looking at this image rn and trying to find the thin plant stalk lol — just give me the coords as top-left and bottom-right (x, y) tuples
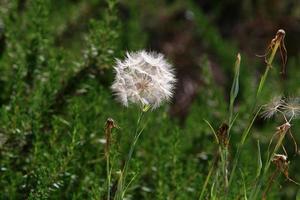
(265, 133), (285, 171)
(256, 30), (283, 99)
(262, 170), (278, 200)
(122, 110), (145, 181)
(104, 118), (115, 200)
(199, 152), (219, 200)
(115, 107), (147, 200)
(221, 148), (229, 188)
(106, 157), (111, 200)
(228, 106), (262, 187)
(203, 120), (229, 196)
(228, 30), (285, 189)
(250, 130), (287, 199)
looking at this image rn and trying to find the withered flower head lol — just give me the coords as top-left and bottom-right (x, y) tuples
(272, 154), (300, 185)
(216, 123), (229, 147)
(259, 29), (287, 73)
(272, 154), (287, 163)
(276, 122), (291, 135)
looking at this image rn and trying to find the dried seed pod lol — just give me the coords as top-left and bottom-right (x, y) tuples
(104, 118), (117, 157)
(217, 123), (229, 147)
(272, 154), (299, 185)
(257, 29), (287, 73)
(275, 122), (291, 135)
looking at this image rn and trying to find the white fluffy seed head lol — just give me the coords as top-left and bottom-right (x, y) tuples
(282, 97), (300, 119)
(261, 96), (284, 119)
(111, 50), (176, 110)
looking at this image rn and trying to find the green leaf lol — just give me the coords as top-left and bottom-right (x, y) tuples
(203, 119), (219, 144)
(256, 140), (262, 179)
(229, 53), (241, 124)
(240, 169), (248, 200)
(296, 189), (300, 200)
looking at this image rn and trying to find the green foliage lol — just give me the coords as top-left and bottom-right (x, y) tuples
(0, 0), (300, 200)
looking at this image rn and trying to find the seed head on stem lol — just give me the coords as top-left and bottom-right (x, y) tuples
(261, 96), (285, 119)
(104, 118), (117, 158)
(258, 29), (287, 72)
(282, 97), (300, 121)
(111, 50), (176, 110)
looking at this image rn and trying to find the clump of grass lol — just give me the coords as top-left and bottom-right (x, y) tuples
(229, 29), (288, 188)
(199, 29), (298, 199)
(250, 97), (300, 199)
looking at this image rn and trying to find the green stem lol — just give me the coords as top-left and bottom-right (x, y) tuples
(228, 107), (262, 188)
(115, 110), (145, 200)
(223, 148), (229, 189)
(105, 123), (112, 200)
(199, 154), (218, 200)
(265, 134), (285, 172)
(256, 66), (270, 99)
(219, 146), (229, 191)
(106, 154), (111, 200)
(250, 133), (285, 199)
(268, 41), (281, 67)
(256, 40), (280, 99)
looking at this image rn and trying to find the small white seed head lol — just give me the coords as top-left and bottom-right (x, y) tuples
(282, 97), (300, 119)
(261, 96), (285, 119)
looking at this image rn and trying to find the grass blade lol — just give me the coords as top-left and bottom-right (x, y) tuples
(229, 53), (241, 124)
(256, 140), (262, 179)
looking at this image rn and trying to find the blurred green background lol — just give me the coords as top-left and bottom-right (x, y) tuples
(0, 0), (300, 199)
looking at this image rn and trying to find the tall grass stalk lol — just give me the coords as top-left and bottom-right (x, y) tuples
(228, 107), (262, 188)
(228, 30), (285, 189)
(106, 154), (111, 200)
(200, 120), (219, 199)
(256, 40), (279, 99)
(199, 155), (218, 200)
(221, 148), (229, 189)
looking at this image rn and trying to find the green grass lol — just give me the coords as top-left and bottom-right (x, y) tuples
(1, 0), (300, 199)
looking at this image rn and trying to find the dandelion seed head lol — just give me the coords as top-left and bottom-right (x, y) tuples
(111, 50), (176, 109)
(282, 97), (300, 119)
(261, 96), (284, 119)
